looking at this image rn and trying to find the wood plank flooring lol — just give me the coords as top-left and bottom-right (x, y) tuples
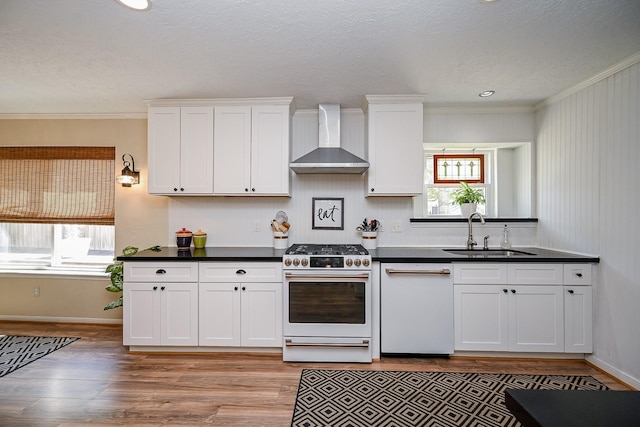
(0, 321), (630, 426)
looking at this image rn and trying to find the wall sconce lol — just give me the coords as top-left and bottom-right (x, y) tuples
(116, 154), (140, 187)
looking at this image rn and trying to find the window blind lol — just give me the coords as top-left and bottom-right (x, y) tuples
(0, 147), (115, 225)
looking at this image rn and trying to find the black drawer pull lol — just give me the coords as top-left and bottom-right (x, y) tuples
(153, 286), (158, 291)
(503, 289), (508, 293)
(568, 289), (574, 294)
(234, 286), (238, 291)
(576, 273), (583, 278)
(511, 289), (516, 294)
(236, 269), (247, 275)
(156, 269), (166, 275)
(161, 286), (166, 291)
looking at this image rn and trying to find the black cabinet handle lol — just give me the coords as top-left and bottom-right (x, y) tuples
(511, 289), (516, 294)
(242, 286), (246, 291)
(156, 269), (166, 274)
(251, 188), (255, 192)
(503, 289), (508, 293)
(568, 289), (574, 294)
(370, 188), (375, 192)
(173, 188), (178, 192)
(161, 286), (165, 291)
(576, 273), (583, 278)
(180, 188), (184, 192)
(245, 188), (249, 192)
(153, 286), (158, 291)
(234, 286), (238, 291)
(236, 269), (247, 275)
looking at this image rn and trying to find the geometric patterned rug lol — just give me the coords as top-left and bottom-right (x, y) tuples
(0, 335), (79, 378)
(291, 369), (609, 427)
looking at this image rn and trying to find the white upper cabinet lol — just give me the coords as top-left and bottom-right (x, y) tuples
(365, 95), (425, 196)
(147, 106), (214, 195)
(214, 103), (291, 196)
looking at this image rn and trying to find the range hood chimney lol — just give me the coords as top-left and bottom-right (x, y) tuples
(290, 104), (369, 174)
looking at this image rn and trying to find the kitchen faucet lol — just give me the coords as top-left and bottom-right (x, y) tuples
(466, 212), (486, 249)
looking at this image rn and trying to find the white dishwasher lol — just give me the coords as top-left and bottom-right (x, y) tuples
(381, 263), (454, 355)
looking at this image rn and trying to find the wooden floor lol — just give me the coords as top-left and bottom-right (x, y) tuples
(0, 321), (630, 426)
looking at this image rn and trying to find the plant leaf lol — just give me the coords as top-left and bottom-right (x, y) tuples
(103, 296), (123, 311)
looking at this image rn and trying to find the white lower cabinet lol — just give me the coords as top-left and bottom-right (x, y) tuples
(123, 262), (199, 346)
(454, 263), (592, 354)
(198, 263), (282, 347)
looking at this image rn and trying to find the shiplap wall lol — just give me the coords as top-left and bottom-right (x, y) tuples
(168, 108), (537, 248)
(536, 61), (640, 388)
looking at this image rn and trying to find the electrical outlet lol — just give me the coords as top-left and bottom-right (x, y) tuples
(253, 221), (261, 232)
(391, 220), (402, 232)
(33, 286), (40, 297)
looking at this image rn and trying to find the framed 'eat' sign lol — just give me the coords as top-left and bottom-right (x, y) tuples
(312, 198), (344, 230)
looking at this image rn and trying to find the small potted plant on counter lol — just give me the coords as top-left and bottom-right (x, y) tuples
(357, 218), (381, 250)
(103, 245), (160, 310)
(451, 181), (486, 217)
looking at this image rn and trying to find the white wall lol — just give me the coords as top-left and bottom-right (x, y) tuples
(167, 109), (538, 249)
(536, 61), (640, 388)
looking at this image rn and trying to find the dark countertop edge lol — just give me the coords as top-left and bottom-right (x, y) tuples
(410, 217), (539, 223)
(117, 246), (598, 264)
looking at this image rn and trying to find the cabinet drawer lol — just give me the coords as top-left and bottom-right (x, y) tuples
(564, 264), (592, 285)
(199, 262), (283, 282)
(124, 262), (198, 282)
(453, 263), (507, 284)
(508, 264), (563, 285)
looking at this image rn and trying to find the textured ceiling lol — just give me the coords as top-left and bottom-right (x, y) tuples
(1, 0), (640, 114)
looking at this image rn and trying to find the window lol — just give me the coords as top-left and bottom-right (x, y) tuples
(413, 142), (533, 218)
(423, 152), (490, 216)
(0, 223), (114, 272)
(0, 147), (115, 273)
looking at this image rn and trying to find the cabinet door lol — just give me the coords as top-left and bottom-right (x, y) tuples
(251, 105), (290, 195)
(161, 283), (199, 346)
(241, 283), (282, 347)
(179, 107), (214, 194)
(454, 285), (509, 351)
(213, 106), (252, 194)
(564, 286), (593, 353)
(366, 102), (423, 196)
(199, 283), (241, 346)
(508, 286), (564, 352)
(148, 107), (181, 194)
(123, 282), (161, 345)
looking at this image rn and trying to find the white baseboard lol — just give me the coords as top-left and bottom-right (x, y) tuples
(586, 355), (640, 390)
(0, 315), (122, 325)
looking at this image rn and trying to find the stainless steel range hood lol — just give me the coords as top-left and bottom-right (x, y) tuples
(290, 104), (369, 174)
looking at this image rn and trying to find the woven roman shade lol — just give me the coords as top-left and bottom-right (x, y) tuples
(0, 147), (115, 225)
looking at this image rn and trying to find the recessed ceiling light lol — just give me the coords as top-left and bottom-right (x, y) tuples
(115, 0), (151, 11)
(479, 90), (495, 98)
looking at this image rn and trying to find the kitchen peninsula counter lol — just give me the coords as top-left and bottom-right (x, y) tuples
(118, 246), (599, 263)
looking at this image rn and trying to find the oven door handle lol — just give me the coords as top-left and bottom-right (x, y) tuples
(385, 268), (451, 275)
(284, 272), (370, 280)
(285, 339), (370, 348)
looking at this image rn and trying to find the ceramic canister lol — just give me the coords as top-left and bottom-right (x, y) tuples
(176, 227), (193, 249)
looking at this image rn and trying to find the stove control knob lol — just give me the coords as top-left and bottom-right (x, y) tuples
(354, 258), (362, 267)
(301, 258), (308, 267)
(293, 258), (300, 266)
(345, 258), (353, 267)
(363, 259), (370, 267)
(284, 258), (292, 267)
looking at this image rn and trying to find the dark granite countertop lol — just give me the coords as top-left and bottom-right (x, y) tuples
(118, 246), (599, 263)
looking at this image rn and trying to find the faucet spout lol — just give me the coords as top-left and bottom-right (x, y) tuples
(466, 212), (486, 249)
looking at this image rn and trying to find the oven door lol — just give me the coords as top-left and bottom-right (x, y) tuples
(283, 270), (371, 338)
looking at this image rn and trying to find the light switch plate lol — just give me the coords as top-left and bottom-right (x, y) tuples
(391, 220), (402, 232)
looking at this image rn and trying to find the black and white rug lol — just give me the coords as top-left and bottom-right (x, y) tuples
(0, 335), (79, 378)
(291, 369), (609, 427)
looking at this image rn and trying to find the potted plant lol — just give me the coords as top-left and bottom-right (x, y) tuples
(356, 218), (381, 250)
(103, 245), (160, 310)
(451, 181), (486, 217)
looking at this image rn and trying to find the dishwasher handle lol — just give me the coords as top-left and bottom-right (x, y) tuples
(385, 268), (451, 275)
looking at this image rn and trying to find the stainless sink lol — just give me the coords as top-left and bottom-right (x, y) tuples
(443, 248), (537, 257)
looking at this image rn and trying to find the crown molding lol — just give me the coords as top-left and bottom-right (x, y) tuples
(535, 50), (640, 110)
(424, 105), (534, 115)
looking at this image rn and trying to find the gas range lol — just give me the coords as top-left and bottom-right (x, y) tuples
(283, 243), (371, 270)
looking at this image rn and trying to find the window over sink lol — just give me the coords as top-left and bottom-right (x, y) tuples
(413, 142), (533, 218)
